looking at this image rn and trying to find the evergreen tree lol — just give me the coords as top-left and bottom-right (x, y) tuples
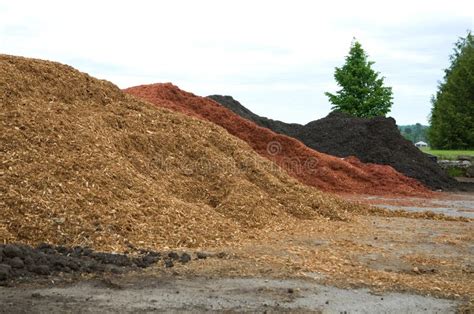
(429, 31), (474, 149)
(325, 40), (393, 118)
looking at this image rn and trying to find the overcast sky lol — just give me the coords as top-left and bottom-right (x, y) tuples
(1, 0), (473, 125)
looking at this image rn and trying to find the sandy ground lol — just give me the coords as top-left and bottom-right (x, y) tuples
(0, 192), (472, 313)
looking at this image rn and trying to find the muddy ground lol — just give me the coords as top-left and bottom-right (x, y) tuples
(0, 192), (472, 313)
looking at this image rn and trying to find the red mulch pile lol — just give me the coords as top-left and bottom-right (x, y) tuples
(124, 83), (432, 197)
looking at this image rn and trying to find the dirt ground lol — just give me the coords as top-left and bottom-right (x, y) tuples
(0, 276), (461, 313)
(1, 192), (472, 313)
(346, 192), (474, 218)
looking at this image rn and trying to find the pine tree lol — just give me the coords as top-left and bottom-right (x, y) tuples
(428, 31), (474, 149)
(325, 40), (393, 118)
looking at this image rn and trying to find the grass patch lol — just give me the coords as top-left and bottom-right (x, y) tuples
(446, 167), (465, 177)
(420, 148), (474, 160)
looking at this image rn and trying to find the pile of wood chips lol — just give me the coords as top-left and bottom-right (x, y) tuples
(0, 54), (361, 252)
(0, 55), (460, 254)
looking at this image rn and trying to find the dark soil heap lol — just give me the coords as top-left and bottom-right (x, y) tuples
(0, 243), (200, 283)
(208, 95), (458, 191)
(1, 54), (368, 252)
(125, 84), (430, 197)
(0, 243), (159, 282)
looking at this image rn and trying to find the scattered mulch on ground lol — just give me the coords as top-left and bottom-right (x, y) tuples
(208, 95), (461, 191)
(1, 54), (376, 253)
(0, 243), (199, 284)
(125, 84), (431, 197)
(173, 212), (474, 299)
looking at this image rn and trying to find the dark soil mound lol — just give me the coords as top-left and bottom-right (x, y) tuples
(208, 95), (458, 191)
(0, 243), (197, 284)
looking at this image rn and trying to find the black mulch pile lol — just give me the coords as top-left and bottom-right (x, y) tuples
(208, 95), (468, 191)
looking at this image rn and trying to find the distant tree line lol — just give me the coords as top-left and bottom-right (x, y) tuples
(398, 124), (429, 144)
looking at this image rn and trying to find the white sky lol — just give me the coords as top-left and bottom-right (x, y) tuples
(1, 0), (473, 125)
